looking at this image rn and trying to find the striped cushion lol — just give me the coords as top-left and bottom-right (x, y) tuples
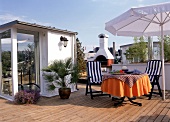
(145, 60), (162, 82)
(87, 61), (102, 83)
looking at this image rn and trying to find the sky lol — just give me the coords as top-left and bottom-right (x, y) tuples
(0, 0), (169, 52)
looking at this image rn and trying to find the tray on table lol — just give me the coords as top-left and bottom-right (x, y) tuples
(110, 73), (126, 75)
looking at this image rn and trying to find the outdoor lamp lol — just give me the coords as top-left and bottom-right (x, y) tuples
(60, 36), (68, 47)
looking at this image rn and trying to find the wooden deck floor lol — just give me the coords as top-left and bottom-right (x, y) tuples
(0, 83), (170, 122)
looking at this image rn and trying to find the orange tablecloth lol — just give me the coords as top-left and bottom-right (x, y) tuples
(101, 74), (151, 98)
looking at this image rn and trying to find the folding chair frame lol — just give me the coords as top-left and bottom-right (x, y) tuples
(85, 61), (110, 99)
(145, 60), (162, 100)
(148, 75), (162, 100)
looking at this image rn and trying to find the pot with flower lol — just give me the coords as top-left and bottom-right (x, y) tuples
(42, 57), (80, 99)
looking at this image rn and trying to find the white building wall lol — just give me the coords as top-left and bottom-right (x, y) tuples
(39, 31), (48, 96)
(85, 52), (96, 61)
(153, 43), (160, 60)
(40, 31), (76, 97)
(121, 46), (129, 64)
(47, 31), (72, 64)
(0, 22), (77, 99)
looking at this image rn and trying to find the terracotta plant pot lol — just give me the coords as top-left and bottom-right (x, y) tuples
(59, 88), (71, 99)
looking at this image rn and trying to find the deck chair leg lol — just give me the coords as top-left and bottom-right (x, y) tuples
(149, 82), (155, 100)
(156, 78), (162, 97)
(85, 81), (89, 95)
(89, 83), (93, 99)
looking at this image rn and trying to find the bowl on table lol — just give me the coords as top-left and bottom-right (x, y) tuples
(125, 71), (134, 74)
(122, 69), (128, 73)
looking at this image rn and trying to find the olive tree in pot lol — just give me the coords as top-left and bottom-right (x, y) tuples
(42, 57), (80, 99)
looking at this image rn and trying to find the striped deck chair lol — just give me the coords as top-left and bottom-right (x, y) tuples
(145, 60), (162, 100)
(85, 61), (110, 99)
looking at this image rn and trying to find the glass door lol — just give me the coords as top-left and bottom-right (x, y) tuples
(17, 32), (40, 91)
(0, 29), (12, 96)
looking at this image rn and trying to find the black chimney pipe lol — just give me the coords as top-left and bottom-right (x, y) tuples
(112, 42), (116, 57)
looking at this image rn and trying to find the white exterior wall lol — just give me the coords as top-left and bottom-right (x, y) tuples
(85, 52), (96, 61)
(0, 23), (77, 99)
(47, 31), (73, 63)
(121, 46), (129, 64)
(40, 31), (77, 97)
(39, 31), (48, 97)
(153, 43), (160, 60)
(112, 63), (170, 90)
(11, 28), (18, 100)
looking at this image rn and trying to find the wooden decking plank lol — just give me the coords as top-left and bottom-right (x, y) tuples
(0, 84), (170, 122)
(100, 101), (135, 121)
(162, 110), (170, 122)
(146, 101), (167, 121)
(110, 102), (140, 121)
(154, 100), (170, 122)
(120, 97), (149, 122)
(137, 92), (169, 122)
(70, 91), (114, 121)
(161, 100), (170, 121)
(148, 97), (168, 122)
(33, 105), (78, 120)
(52, 97), (111, 121)
(146, 92), (170, 122)
(128, 98), (160, 122)
(137, 100), (162, 122)
(82, 104), (115, 121)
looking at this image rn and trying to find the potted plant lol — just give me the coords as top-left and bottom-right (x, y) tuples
(42, 57), (80, 99)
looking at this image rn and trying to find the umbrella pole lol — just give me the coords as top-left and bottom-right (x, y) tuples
(161, 22), (165, 100)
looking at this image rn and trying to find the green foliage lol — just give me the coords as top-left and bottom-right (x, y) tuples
(164, 36), (170, 61)
(71, 64), (80, 84)
(43, 74), (54, 83)
(159, 35), (170, 62)
(76, 38), (86, 73)
(125, 36), (147, 63)
(48, 84), (56, 91)
(147, 36), (153, 60)
(42, 57), (80, 90)
(124, 46), (138, 62)
(1, 41), (35, 78)
(2, 51), (11, 74)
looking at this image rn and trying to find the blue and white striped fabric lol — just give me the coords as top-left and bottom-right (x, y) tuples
(145, 60), (162, 82)
(87, 61), (102, 83)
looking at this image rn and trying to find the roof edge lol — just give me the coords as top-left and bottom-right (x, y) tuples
(0, 20), (78, 35)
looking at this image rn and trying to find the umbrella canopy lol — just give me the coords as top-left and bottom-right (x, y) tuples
(105, 2), (170, 100)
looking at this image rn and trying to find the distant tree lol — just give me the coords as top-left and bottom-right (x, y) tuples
(164, 36), (170, 62)
(76, 38), (86, 74)
(159, 35), (170, 62)
(125, 36), (147, 63)
(124, 46), (138, 63)
(2, 51), (11, 75)
(135, 36), (147, 62)
(147, 36), (153, 60)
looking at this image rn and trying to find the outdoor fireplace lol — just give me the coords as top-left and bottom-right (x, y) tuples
(93, 34), (114, 67)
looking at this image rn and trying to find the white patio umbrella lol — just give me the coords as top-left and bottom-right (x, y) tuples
(105, 2), (170, 100)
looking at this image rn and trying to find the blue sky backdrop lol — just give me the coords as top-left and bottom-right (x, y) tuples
(0, 0), (169, 52)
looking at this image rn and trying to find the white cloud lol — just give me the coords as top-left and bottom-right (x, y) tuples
(91, 0), (129, 6)
(136, 0), (144, 2)
(27, 19), (51, 26)
(0, 14), (50, 26)
(91, 0), (104, 2)
(0, 14), (25, 24)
